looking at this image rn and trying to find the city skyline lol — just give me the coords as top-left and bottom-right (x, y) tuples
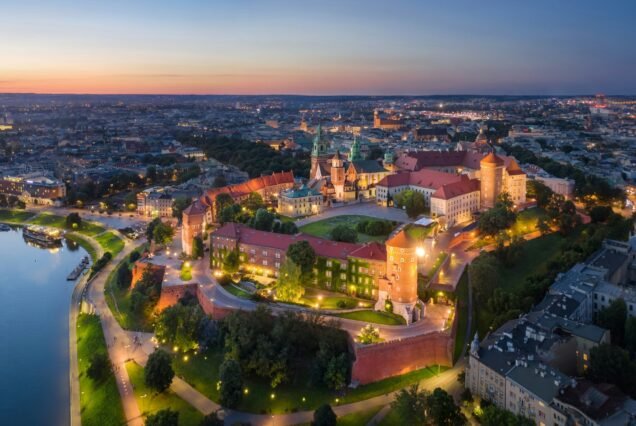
(2, 0), (636, 96)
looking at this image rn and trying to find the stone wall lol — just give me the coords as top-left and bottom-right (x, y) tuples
(351, 330), (454, 384)
(155, 282), (236, 320)
(131, 260), (166, 289)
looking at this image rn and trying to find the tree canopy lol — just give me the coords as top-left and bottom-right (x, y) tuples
(144, 349), (175, 393)
(287, 240), (316, 276)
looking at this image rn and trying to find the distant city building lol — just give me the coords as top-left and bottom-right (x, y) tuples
(524, 164), (575, 199)
(0, 174), (66, 206)
(373, 110), (404, 130)
(136, 188), (174, 218)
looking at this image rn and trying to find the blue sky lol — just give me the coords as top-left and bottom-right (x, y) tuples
(1, 0), (634, 94)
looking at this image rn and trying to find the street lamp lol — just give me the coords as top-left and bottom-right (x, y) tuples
(416, 246), (425, 257)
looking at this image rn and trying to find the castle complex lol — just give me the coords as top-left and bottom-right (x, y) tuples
(210, 223), (423, 323)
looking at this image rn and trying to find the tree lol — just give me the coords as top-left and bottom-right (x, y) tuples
(220, 204), (241, 224)
(286, 240), (316, 276)
(357, 324), (381, 344)
(275, 259), (305, 302)
(172, 196), (191, 223)
(536, 216), (551, 235)
(191, 236), (204, 259)
(153, 221), (175, 246)
(588, 344), (636, 395)
(116, 262), (132, 289)
(145, 349), (175, 393)
(596, 299), (627, 346)
(479, 405), (534, 426)
(527, 180), (553, 208)
(145, 409), (179, 426)
(66, 212), (82, 229)
(219, 359), (243, 408)
(241, 192), (265, 213)
(155, 303), (206, 352)
(478, 193), (516, 236)
(87, 353), (111, 382)
(222, 249), (240, 274)
(323, 353), (348, 390)
(394, 189), (427, 218)
(390, 384), (428, 425)
(215, 193), (234, 222)
(469, 254), (499, 303)
(312, 404), (336, 426)
(253, 208), (275, 231)
(330, 224), (357, 243)
(426, 387), (465, 425)
(626, 316), (636, 358)
(590, 205), (613, 223)
(146, 217), (161, 241)
(279, 221), (298, 235)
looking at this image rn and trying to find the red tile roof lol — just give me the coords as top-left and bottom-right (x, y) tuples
(386, 230), (414, 249)
(349, 242), (387, 262)
(212, 223), (362, 261)
(394, 150), (524, 176)
(481, 152), (504, 165)
(201, 171), (294, 207)
(377, 168), (463, 190)
(432, 178), (481, 200)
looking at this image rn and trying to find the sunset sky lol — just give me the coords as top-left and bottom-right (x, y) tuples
(2, 0), (635, 95)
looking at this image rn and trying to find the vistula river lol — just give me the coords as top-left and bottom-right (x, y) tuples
(0, 226), (88, 425)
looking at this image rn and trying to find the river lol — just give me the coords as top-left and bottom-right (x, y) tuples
(0, 226), (87, 426)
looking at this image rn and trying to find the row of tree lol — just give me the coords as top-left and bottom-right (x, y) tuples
(216, 192), (298, 234)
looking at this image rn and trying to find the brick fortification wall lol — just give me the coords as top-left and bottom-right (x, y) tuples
(155, 283), (236, 320)
(351, 331), (454, 384)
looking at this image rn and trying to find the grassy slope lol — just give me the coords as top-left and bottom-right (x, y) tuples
(94, 231), (125, 256)
(0, 209), (37, 222)
(66, 233), (98, 262)
(126, 361), (203, 426)
(337, 406), (383, 425)
(77, 314), (125, 426)
(104, 244), (153, 331)
(333, 310), (406, 326)
(299, 215), (394, 243)
(172, 348), (442, 414)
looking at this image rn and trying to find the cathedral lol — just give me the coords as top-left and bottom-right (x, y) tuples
(308, 125), (393, 202)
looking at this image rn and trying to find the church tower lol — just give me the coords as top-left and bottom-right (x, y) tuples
(383, 151), (395, 171)
(330, 151), (345, 200)
(349, 135), (362, 162)
(310, 125), (328, 180)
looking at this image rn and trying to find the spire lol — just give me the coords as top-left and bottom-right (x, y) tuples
(349, 135), (362, 161)
(311, 124), (322, 158)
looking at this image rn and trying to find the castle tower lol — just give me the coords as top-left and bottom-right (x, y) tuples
(181, 200), (207, 255)
(376, 230), (420, 324)
(310, 124), (328, 180)
(349, 135), (362, 162)
(479, 153), (504, 209)
(373, 110), (380, 128)
(330, 151), (345, 201)
(383, 151), (395, 171)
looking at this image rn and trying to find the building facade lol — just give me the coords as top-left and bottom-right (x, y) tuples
(210, 223), (422, 323)
(136, 188), (174, 218)
(276, 186), (323, 218)
(0, 174), (66, 206)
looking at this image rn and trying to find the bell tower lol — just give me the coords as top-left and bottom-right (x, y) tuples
(310, 124), (328, 180)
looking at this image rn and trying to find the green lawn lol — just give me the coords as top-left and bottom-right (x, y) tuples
(300, 215), (395, 243)
(77, 314), (126, 426)
(336, 406), (383, 425)
(221, 282), (253, 299)
(78, 221), (107, 237)
(0, 209), (36, 223)
(404, 223), (435, 240)
(453, 271), (472, 363)
(28, 212), (67, 228)
(299, 287), (374, 310)
(172, 347), (444, 414)
(125, 361), (203, 426)
(510, 207), (548, 237)
(180, 263), (193, 281)
(378, 406), (400, 425)
(94, 231), (125, 256)
(66, 233), (99, 262)
(332, 310), (406, 326)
